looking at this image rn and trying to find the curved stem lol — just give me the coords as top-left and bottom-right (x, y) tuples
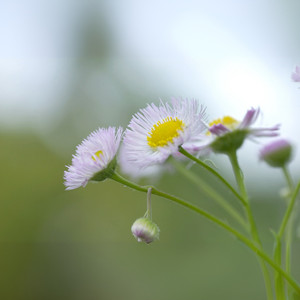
(227, 151), (261, 243)
(171, 157), (248, 231)
(179, 146), (246, 206)
(281, 169), (299, 299)
(227, 151), (274, 300)
(278, 181), (300, 239)
(110, 172), (300, 294)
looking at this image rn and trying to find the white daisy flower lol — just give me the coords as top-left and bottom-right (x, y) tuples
(64, 127), (123, 190)
(120, 98), (207, 168)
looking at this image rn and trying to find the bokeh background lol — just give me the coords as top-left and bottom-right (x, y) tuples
(0, 0), (300, 299)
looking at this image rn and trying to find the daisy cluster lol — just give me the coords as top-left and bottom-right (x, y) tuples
(64, 98), (284, 190)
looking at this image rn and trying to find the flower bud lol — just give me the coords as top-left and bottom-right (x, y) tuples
(131, 217), (160, 244)
(259, 139), (293, 168)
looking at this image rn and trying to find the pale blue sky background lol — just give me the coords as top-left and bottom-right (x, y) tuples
(0, 0), (299, 182)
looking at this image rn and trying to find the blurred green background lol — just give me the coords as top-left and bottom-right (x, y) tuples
(0, 1), (299, 299)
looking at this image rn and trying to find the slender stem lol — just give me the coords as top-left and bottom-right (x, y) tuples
(227, 151), (261, 243)
(281, 169), (299, 300)
(110, 172), (300, 294)
(274, 237), (285, 300)
(274, 170), (299, 300)
(147, 188), (152, 219)
(171, 157), (248, 231)
(282, 169), (299, 280)
(227, 151), (274, 300)
(179, 146), (246, 206)
(278, 181), (300, 239)
(282, 166), (294, 192)
(282, 167), (294, 278)
(285, 235), (292, 300)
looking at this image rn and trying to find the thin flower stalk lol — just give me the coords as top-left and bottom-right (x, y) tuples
(170, 157), (248, 231)
(110, 172), (300, 294)
(179, 146), (246, 206)
(227, 150), (273, 300)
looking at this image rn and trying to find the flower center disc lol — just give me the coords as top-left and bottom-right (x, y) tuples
(147, 117), (185, 148)
(207, 116), (239, 135)
(209, 116), (239, 129)
(92, 150), (103, 161)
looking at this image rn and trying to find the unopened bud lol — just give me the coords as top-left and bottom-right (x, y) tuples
(131, 217), (160, 244)
(259, 139), (293, 168)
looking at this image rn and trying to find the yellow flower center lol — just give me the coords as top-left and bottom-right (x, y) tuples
(92, 150), (103, 161)
(147, 117), (185, 148)
(207, 116), (239, 135)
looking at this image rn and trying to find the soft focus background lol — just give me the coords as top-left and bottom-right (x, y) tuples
(0, 1), (300, 299)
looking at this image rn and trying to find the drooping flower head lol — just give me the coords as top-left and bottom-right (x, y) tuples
(120, 98), (207, 168)
(131, 217), (160, 244)
(64, 127), (123, 190)
(205, 108), (280, 153)
(259, 139), (293, 168)
(291, 66), (300, 82)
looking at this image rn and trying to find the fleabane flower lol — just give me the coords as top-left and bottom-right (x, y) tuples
(291, 66), (300, 82)
(205, 108), (280, 153)
(64, 127), (123, 190)
(121, 98), (207, 168)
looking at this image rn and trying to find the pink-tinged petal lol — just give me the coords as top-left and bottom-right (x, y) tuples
(250, 124), (280, 137)
(239, 107), (260, 129)
(259, 139), (291, 159)
(209, 123), (230, 136)
(291, 66), (300, 82)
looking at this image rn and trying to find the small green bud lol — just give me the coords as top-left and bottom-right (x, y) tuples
(259, 139), (293, 168)
(131, 217), (160, 244)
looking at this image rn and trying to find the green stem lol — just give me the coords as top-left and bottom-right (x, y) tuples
(274, 237), (285, 300)
(227, 151), (274, 300)
(227, 151), (261, 243)
(282, 166), (294, 192)
(179, 146), (246, 206)
(147, 187), (152, 219)
(281, 168), (299, 300)
(110, 172), (300, 294)
(278, 181), (300, 240)
(171, 158), (248, 231)
(273, 170), (299, 300)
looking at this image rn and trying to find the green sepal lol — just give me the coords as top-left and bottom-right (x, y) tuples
(210, 129), (248, 154)
(90, 157), (117, 182)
